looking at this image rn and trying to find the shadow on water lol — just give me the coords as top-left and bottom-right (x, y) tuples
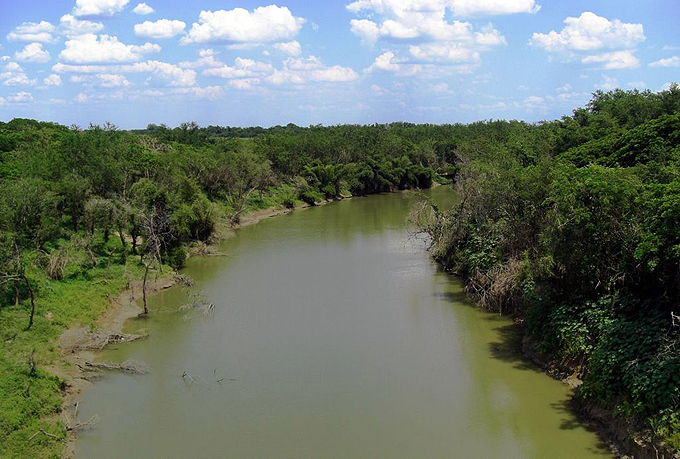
(433, 289), (469, 304)
(486, 322), (542, 373)
(551, 399), (611, 453)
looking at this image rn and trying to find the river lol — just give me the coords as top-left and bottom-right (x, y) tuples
(75, 187), (610, 458)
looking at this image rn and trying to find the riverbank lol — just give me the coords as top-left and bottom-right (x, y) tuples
(521, 334), (679, 459)
(58, 195), (356, 457)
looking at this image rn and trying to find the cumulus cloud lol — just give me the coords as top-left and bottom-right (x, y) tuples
(1, 61), (37, 86)
(367, 51), (402, 72)
(582, 50), (640, 69)
(73, 0), (130, 17)
(6, 21), (56, 43)
(346, 0), (539, 17)
(530, 12), (645, 52)
(203, 57), (273, 79)
(15, 43), (51, 63)
(59, 34), (161, 64)
(273, 41), (302, 56)
(350, 19), (380, 46)
(447, 0), (540, 16)
(6, 91), (34, 103)
(71, 73), (131, 87)
(134, 19), (186, 39)
(60, 14), (104, 36)
(44, 74), (62, 86)
(181, 6), (304, 44)
(265, 56), (359, 86)
(365, 50), (422, 75)
(229, 78), (260, 90)
(178, 48), (223, 69)
(347, 0), (507, 69)
(133, 2), (154, 15)
(649, 56), (680, 68)
(410, 42), (481, 62)
(125, 60), (196, 86)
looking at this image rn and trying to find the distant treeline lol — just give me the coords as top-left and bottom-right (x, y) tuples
(417, 84), (680, 451)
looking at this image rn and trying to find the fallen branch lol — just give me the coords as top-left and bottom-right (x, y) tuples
(28, 429), (58, 441)
(67, 414), (100, 432)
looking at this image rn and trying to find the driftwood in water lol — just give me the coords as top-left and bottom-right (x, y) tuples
(82, 358), (150, 375)
(76, 332), (147, 351)
(66, 414), (100, 432)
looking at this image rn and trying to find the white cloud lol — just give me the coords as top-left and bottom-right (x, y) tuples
(71, 73), (131, 87)
(59, 34), (161, 63)
(447, 0), (540, 16)
(431, 82), (452, 93)
(367, 51), (401, 72)
(53, 58), (196, 87)
(410, 43), (481, 62)
(126, 60), (196, 86)
(182, 6), (304, 44)
(273, 41), (302, 56)
(1, 61), (37, 86)
(229, 78), (260, 90)
(649, 56), (680, 68)
(203, 57), (272, 79)
(346, 0), (539, 17)
(266, 56), (358, 86)
(582, 50), (640, 69)
(178, 48), (223, 69)
(133, 2), (154, 15)
(350, 19), (379, 46)
(347, 1), (507, 68)
(73, 0), (130, 17)
(135, 19), (186, 39)
(60, 14), (104, 36)
(6, 21), (56, 43)
(365, 50), (422, 75)
(530, 12), (645, 52)
(7, 91), (34, 103)
(15, 43), (51, 63)
(44, 74), (62, 86)
(310, 66), (359, 82)
(595, 74), (619, 91)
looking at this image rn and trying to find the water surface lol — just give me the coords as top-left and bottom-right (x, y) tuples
(76, 188), (610, 458)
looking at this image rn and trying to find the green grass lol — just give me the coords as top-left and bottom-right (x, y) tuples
(0, 239), (146, 458)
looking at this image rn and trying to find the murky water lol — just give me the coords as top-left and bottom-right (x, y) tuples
(76, 188), (610, 458)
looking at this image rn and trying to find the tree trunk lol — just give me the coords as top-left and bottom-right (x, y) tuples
(142, 262), (150, 315)
(23, 275), (35, 331)
(14, 280), (20, 307)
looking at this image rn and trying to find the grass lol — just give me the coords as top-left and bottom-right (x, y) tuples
(0, 237), (146, 458)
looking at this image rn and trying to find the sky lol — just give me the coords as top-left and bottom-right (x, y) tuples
(0, 0), (678, 128)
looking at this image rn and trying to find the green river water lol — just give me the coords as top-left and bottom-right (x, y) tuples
(75, 187), (611, 458)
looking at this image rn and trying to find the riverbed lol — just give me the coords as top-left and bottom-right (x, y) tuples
(75, 187), (610, 458)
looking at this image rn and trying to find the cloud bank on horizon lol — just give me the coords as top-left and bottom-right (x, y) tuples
(0, 0), (677, 128)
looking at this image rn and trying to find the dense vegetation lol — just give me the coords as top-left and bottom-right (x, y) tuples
(0, 116), (446, 457)
(418, 85), (680, 451)
(2, 85), (679, 457)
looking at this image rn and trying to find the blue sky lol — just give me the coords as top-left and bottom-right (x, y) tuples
(0, 0), (678, 128)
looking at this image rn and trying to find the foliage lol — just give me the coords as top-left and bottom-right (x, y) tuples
(420, 86), (680, 449)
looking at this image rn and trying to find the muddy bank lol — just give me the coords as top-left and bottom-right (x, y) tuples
(56, 202), (319, 458)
